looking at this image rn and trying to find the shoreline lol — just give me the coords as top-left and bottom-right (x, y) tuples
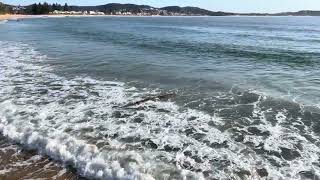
(0, 14), (39, 20)
(1, 14), (318, 21)
(0, 14), (211, 20)
(0, 14), (95, 21)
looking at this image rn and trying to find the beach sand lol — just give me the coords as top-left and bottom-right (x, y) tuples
(0, 14), (30, 20)
(0, 14), (154, 21)
(0, 135), (78, 179)
(0, 14), (67, 21)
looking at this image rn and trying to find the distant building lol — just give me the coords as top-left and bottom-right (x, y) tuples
(12, 5), (26, 14)
(51, 10), (105, 15)
(89, 11), (105, 15)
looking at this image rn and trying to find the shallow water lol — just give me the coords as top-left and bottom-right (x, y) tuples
(0, 16), (320, 179)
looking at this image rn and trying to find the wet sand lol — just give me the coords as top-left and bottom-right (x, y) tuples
(0, 14), (31, 20)
(0, 135), (79, 179)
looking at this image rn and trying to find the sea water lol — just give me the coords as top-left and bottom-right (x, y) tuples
(0, 16), (320, 179)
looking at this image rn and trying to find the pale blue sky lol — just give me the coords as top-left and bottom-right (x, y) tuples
(3, 0), (320, 13)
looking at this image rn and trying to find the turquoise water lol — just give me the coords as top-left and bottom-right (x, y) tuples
(0, 16), (320, 179)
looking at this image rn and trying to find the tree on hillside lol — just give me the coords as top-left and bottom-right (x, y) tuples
(0, 2), (12, 14)
(30, 3), (38, 14)
(24, 2), (58, 14)
(41, 2), (50, 14)
(0, 3), (5, 14)
(63, 3), (69, 11)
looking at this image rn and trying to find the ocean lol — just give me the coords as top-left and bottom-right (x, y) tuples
(0, 16), (320, 179)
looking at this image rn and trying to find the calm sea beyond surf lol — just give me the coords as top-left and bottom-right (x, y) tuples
(1, 16), (320, 179)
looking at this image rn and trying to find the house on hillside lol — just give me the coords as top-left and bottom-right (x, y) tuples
(12, 5), (25, 14)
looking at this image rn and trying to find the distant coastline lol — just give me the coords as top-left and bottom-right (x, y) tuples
(1, 14), (320, 22)
(1, 2), (320, 17)
(1, 13), (320, 22)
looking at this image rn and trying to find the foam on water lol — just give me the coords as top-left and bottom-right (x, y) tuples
(0, 41), (203, 179)
(0, 20), (8, 24)
(0, 41), (320, 179)
(0, 133), (76, 179)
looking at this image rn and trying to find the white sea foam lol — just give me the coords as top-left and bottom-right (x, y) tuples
(0, 41), (204, 179)
(0, 41), (320, 179)
(0, 115), (154, 179)
(0, 20), (8, 24)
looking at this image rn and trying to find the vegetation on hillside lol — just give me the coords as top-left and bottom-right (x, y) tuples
(1, 1), (320, 16)
(0, 2), (70, 15)
(0, 2), (232, 16)
(0, 2), (12, 14)
(23, 3), (69, 14)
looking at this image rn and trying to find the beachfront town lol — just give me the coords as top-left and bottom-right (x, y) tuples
(50, 9), (182, 16)
(3, 3), (219, 16)
(51, 10), (105, 15)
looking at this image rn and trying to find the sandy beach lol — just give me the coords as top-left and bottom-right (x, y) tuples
(0, 14), (164, 21)
(0, 14), (72, 21)
(0, 14), (29, 20)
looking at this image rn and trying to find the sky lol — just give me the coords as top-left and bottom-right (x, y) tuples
(2, 0), (320, 13)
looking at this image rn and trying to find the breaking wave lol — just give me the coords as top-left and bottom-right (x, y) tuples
(0, 20), (8, 24)
(0, 41), (320, 179)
